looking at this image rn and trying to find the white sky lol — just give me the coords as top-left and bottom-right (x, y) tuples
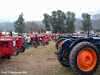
(0, 0), (100, 22)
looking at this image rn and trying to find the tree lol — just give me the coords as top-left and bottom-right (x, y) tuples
(42, 10), (75, 33)
(43, 13), (52, 31)
(82, 13), (92, 33)
(56, 10), (67, 32)
(51, 10), (67, 33)
(15, 13), (25, 33)
(51, 11), (58, 33)
(66, 11), (75, 33)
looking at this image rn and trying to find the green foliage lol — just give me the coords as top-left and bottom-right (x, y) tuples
(43, 10), (76, 33)
(66, 11), (75, 33)
(51, 11), (58, 33)
(57, 10), (67, 32)
(51, 10), (67, 33)
(81, 13), (92, 32)
(43, 13), (52, 31)
(15, 13), (25, 33)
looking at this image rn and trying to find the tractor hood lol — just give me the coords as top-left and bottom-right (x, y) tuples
(0, 36), (13, 41)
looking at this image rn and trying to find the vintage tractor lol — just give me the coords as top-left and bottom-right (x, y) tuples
(14, 35), (25, 55)
(55, 35), (72, 49)
(42, 35), (49, 45)
(30, 34), (40, 48)
(0, 36), (16, 59)
(56, 35), (100, 75)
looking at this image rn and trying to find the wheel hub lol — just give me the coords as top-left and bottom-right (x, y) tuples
(77, 48), (97, 72)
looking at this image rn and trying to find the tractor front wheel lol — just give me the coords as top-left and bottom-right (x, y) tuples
(69, 42), (99, 75)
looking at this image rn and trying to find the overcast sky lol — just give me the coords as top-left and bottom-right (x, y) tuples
(0, 0), (100, 22)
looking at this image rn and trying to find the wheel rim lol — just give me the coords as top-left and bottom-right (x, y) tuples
(77, 48), (97, 72)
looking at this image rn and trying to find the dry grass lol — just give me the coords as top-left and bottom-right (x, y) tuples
(0, 41), (99, 75)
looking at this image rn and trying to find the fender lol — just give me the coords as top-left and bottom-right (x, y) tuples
(69, 38), (94, 49)
(61, 39), (73, 54)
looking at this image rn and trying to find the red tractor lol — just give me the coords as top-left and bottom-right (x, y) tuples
(42, 35), (49, 45)
(14, 35), (25, 55)
(0, 36), (16, 59)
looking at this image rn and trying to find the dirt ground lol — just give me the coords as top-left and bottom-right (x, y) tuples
(0, 41), (100, 75)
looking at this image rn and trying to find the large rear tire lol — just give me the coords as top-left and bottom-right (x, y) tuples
(69, 42), (99, 75)
(6, 56), (11, 59)
(56, 38), (66, 49)
(57, 47), (69, 67)
(20, 46), (25, 53)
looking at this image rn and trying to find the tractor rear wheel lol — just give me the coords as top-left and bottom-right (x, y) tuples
(56, 38), (66, 49)
(20, 46), (25, 53)
(14, 50), (19, 56)
(69, 42), (99, 75)
(6, 56), (11, 59)
(57, 47), (69, 67)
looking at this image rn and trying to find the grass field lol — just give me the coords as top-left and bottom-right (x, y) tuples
(0, 41), (100, 75)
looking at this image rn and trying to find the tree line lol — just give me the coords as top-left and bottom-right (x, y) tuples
(43, 10), (92, 33)
(14, 11), (92, 33)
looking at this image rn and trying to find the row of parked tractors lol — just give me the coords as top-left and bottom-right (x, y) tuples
(0, 32), (55, 60)
(25, 33), (56, 48)
(55, 34), (100, 75)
